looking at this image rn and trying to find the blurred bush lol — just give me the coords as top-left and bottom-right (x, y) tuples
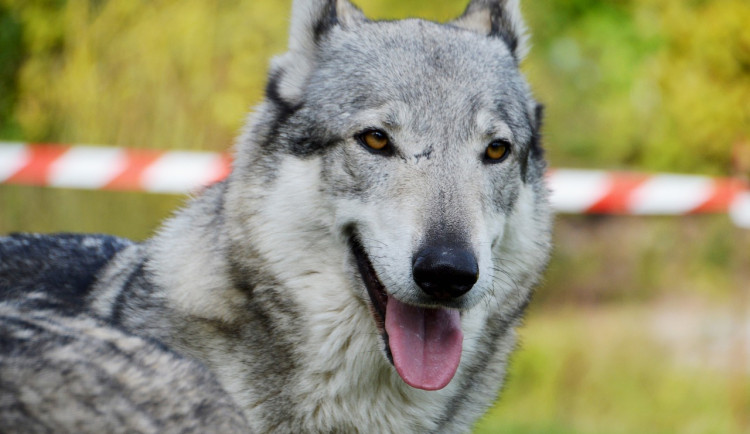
(524, 0), (750, 175)
(0, 2), (23, 139)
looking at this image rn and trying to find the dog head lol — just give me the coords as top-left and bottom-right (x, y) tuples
(233, 0), (551, 391)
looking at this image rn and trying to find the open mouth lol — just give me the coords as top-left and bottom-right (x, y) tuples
(348, 234), (463, 391)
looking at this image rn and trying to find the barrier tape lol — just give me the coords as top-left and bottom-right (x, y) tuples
(0, 142), (231, 194)
(2, 142), (749, 228)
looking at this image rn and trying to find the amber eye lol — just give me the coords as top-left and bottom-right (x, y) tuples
(357, 130), (391, 153)
(485, 140), (511, 162)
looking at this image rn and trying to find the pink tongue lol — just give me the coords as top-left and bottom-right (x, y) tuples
(384, 296), (463, 391)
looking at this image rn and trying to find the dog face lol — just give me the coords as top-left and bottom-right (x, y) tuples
(311, 19), (541, 306)
(235, 0), (550, 391)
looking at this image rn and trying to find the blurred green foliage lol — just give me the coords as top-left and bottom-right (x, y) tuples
(0, 3), (23, 138)
(475, 302), (750, 433)
(524, 0), (750, 174)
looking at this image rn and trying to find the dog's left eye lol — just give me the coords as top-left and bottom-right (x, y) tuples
(485, 140), (511, 163)
(356, 130), (392, 154)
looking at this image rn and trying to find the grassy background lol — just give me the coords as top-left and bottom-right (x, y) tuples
(475, 217), (750, 433)
(1, 0), (749, 432)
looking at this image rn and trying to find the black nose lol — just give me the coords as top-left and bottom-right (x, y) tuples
(412, 245), (479, 301)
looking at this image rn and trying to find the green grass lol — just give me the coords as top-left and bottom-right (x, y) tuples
(474, 305), (750, 433)
(0, 185), (181, 240)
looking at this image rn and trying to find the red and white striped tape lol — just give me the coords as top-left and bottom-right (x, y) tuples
(0, 142), (231, 194)
(547, 169), (748, 215)
(548, 169), (750, 228)
(2, 142), (749, 228)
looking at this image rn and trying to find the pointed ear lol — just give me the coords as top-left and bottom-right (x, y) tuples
(288, 0), (366, 53)
(451, 0), (529, 60)
(268, 0), (365, 105)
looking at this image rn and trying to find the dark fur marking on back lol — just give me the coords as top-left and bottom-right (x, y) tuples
(0, 315), (74, 349)
(1, 307), (250, 432)
(110, 257), (147, 325)
(0, 234), (132, 314)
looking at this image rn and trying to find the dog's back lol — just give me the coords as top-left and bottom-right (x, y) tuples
(0, 235), (251, 432)
(0, 234), (131, 310)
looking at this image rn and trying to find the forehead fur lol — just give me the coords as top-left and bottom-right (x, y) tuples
(302, 19), (535, 140)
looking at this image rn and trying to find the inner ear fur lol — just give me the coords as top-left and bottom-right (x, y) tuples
(270, 0), (366, 105)
(451, 0), (529, 60)
(288, 0), (366, 53)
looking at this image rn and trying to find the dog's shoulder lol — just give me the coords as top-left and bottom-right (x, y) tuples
(0, 233), (133, 312)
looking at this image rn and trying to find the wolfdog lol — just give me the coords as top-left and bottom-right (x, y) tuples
(0, 0), (551, 432)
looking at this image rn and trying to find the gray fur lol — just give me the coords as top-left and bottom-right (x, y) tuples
(0, 1), (552, 432)
(0, 304), (249, 433)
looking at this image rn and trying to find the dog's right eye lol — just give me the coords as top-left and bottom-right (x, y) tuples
(356, 130), (392, 154)
(484, 139), (511, 163)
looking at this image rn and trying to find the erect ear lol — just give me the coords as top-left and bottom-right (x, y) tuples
(269, 0), (366, 105)
(451, 0), (529, 60)
(288, 0), (366, 53)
